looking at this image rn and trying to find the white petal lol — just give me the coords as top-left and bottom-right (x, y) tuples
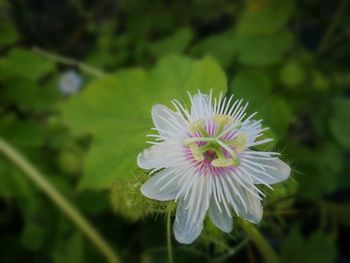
(208, 198), (233, 233)
(241, 120), (262, 145)
(243, 158), (291, 185)
(190, 93), (213, 120)
(239, 192), (262, 224)
(173, 199), (204, 244)
(226, 174), (263, 224)
(137, 143), (179, 169)
(141, 168), (182, 201)
(173, 175), (210, 244)
(152, 104), (186, 136)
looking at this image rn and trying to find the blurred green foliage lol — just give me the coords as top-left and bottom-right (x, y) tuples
(60, 55), (226, 190)
(0, 0), (349, 262)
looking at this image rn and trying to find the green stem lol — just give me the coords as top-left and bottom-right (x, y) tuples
(239, 220), (280, 263)
(32, 47), (106, 78)
(0, 138), (119, 263)
(166, 212), (174, 263)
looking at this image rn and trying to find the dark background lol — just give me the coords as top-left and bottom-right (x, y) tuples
(0, 0), (350, 262)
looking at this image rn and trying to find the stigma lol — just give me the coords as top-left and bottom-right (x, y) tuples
(185, 115), (247, 168)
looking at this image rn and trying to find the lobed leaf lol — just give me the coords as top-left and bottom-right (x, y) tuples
(59, 55), (227, 190)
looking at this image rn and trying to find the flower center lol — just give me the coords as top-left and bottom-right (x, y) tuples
(184, 115), (247, 168)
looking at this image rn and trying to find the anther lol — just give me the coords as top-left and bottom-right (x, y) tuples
(211, 156), (241, 167)
(216, 119), (242, 138)
(189, 119), (208, 136)
(214, 114), (233, 134)
(188, 143), (204, 161)
(226, 133), (247, 153)
(211, 158), (233, 167)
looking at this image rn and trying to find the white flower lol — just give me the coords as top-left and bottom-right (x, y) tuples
(59, 70), (82, 95)
(137, 91), (291, 244)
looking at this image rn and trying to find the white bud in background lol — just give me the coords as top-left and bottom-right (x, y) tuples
(58, 70), (82, 95)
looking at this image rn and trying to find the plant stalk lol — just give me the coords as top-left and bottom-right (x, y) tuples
(166, 212), (174, 263)
(0, 137), (120, 263)
(239, 220), (280, 263)
(32, 47), (106, 77)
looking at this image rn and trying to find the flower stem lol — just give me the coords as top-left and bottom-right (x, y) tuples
(239, 220), (280, 263)
(32, 47), (106, 78)
(0, 137), (120, 263)
(166, 212), (174, 263)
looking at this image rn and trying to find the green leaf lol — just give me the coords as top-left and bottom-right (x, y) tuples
(58, 149), (82, 175)
(281, 229), (336, 263)
(230, 70), (290, 141)
(0, 76), (59, 112)
(329, 97), (350, 149)
(296, 144), (343, 197)
(0, 158), (34, 199)
(21, 220), (47, 250)
(191, 29), (236, 67)
(311, 70), (330, 91)
(0, 48), (55, 81)
(258, 96), (291, 139)
(234, 0), (294, 67)
(238, 0), (294, 35)
(150, 27), (193, 58)
(0, 19), (18, 46)
(76, 191), (109, 216)
(235, 31), (293, 66)
(0, 118), (45, 149)
(52, 232), (84, 263)
(59, 55), (227, 190)
(279, 60), (306, 88)
(230, 69), (271, 103)
(0, 156), (47, 252)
